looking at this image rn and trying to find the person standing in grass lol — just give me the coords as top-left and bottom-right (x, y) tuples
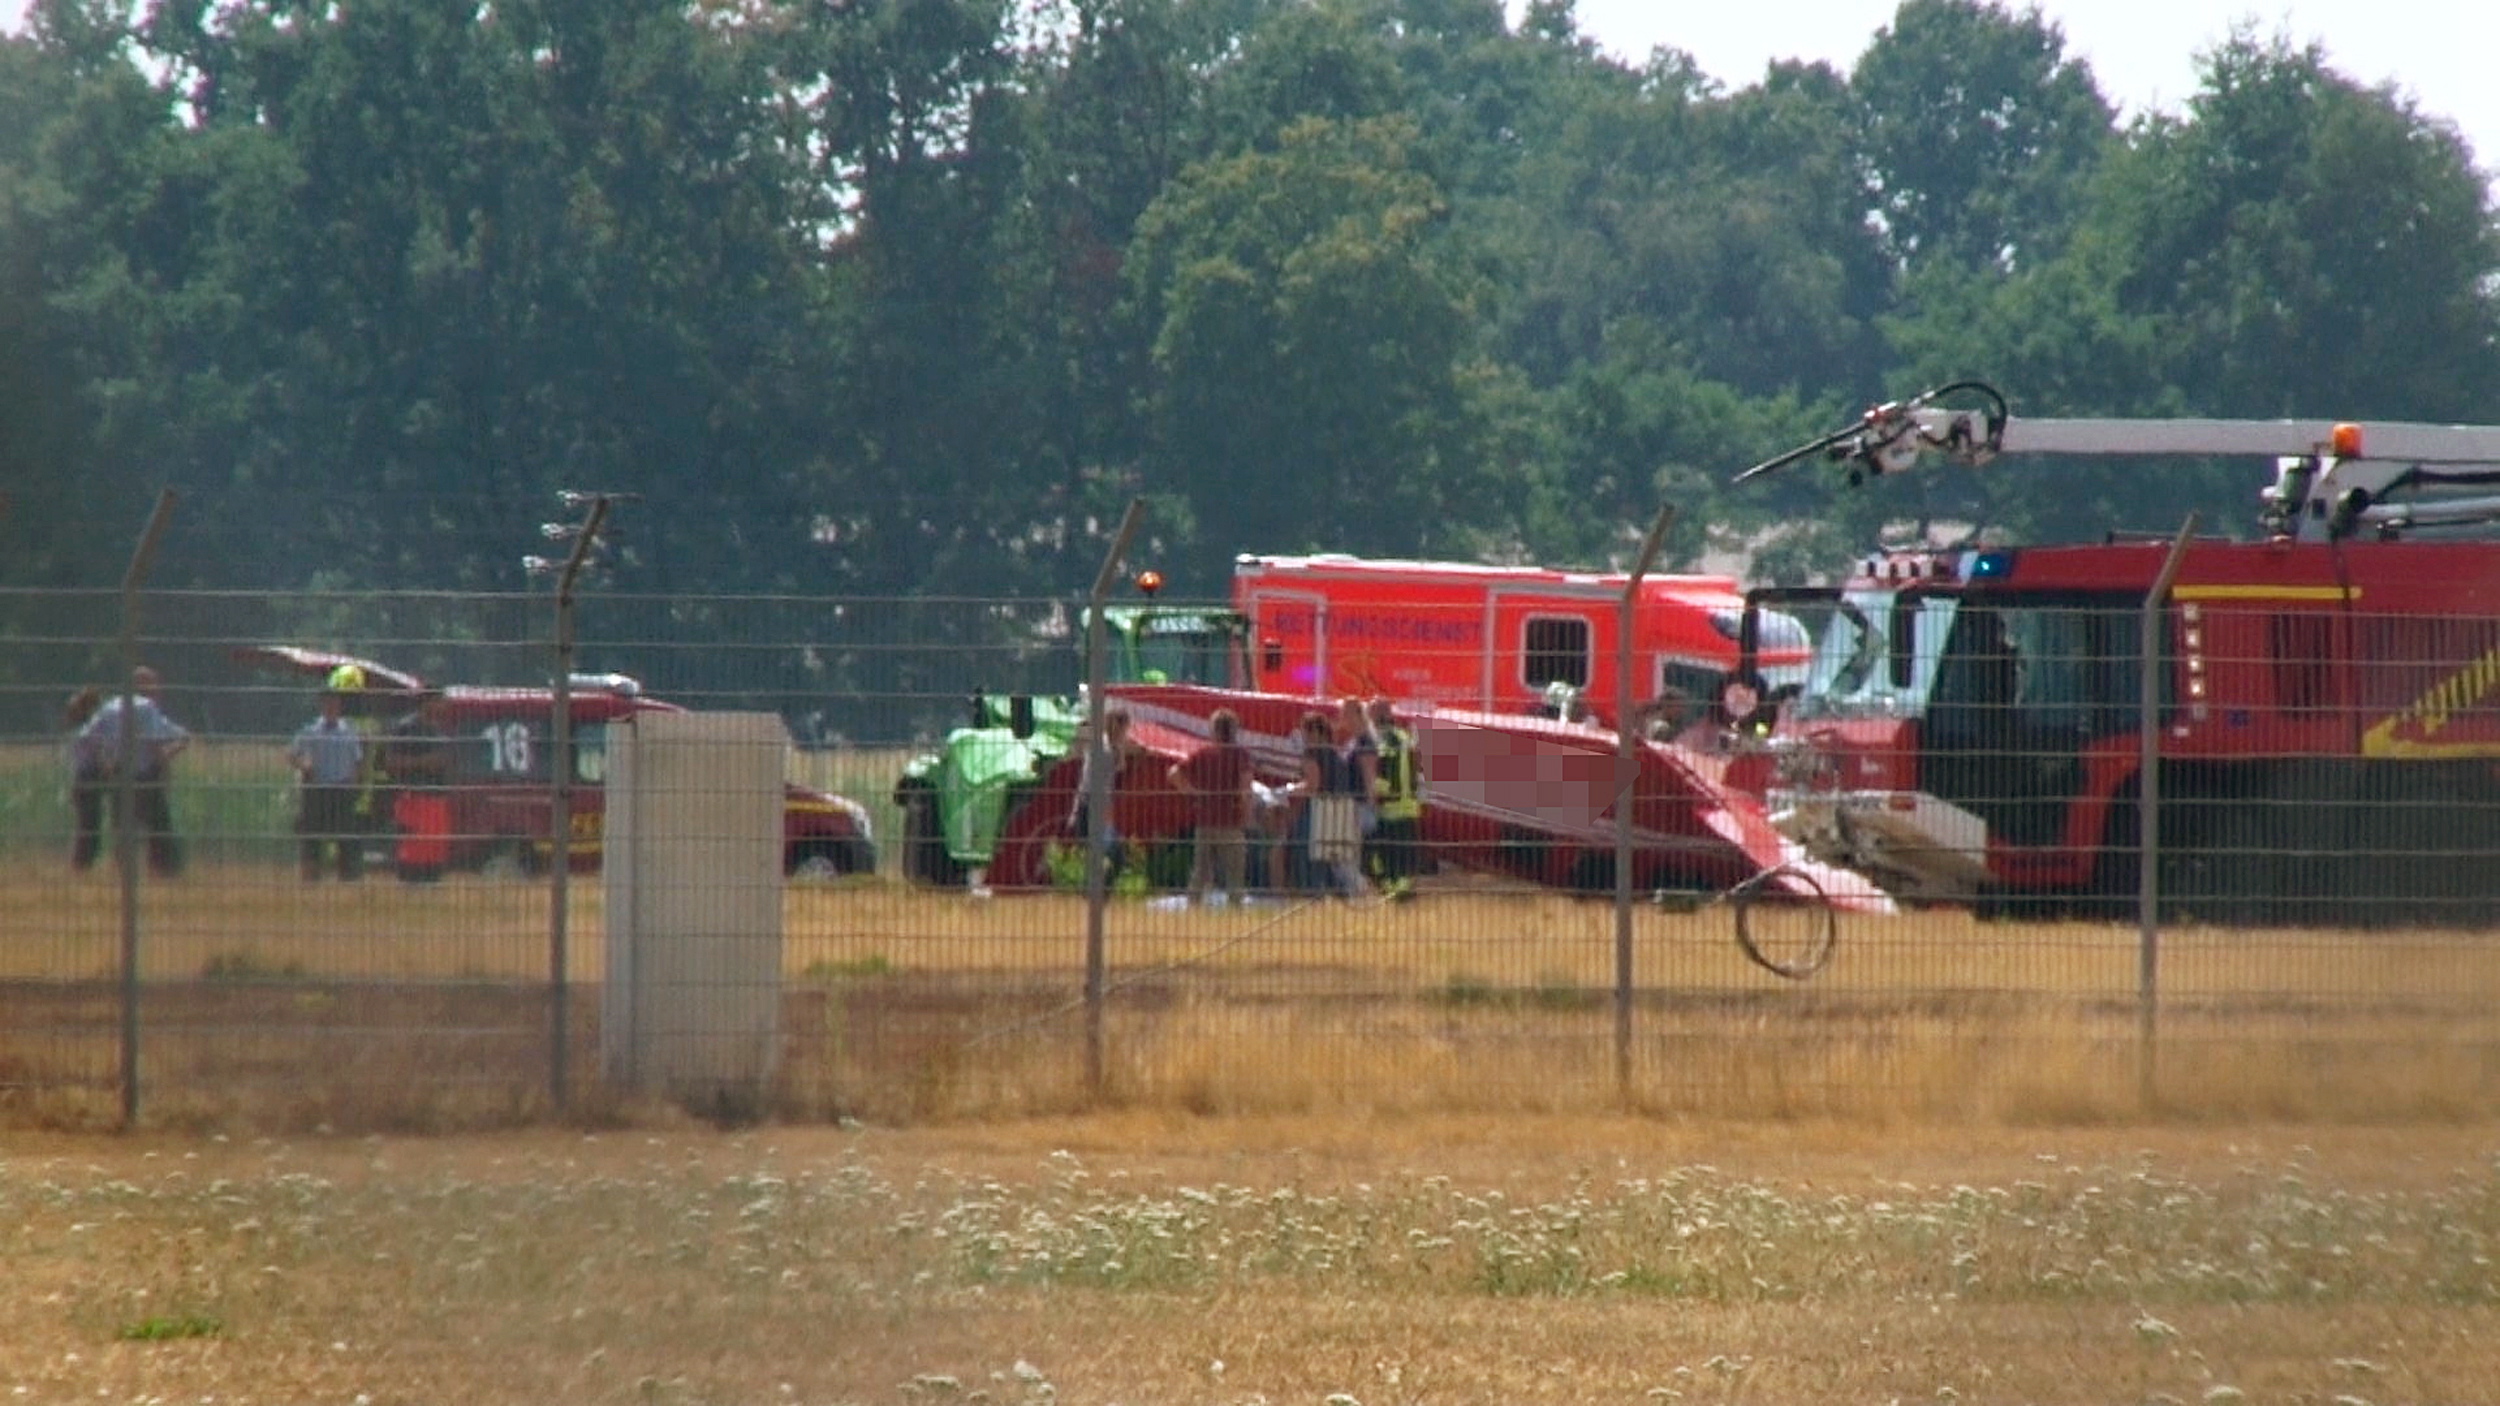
(1069, 707), (1145, 888)
(1166, 708), (1254, 907)
(75, 665), (191, 876)
(287, 685), (367, 882)
(1295, 710), (1369, 900)
(64, 684), (106, 871)
(1364, 697), (1423, 899)
(1336, 696), (1380, 837)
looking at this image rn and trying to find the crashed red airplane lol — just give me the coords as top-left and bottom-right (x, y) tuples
(984, 683), (1888, 912)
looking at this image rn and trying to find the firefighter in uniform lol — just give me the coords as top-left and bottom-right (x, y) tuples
(1364, 698), (1423, 898)
(324, 665), (392, 869)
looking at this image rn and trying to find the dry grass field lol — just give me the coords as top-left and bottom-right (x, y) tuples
(3, 904), (2497, 1400)
(4, 1117), (2497, 1404)
(7, 857), (2500, 1130)
(10, 740), (2500, 1402)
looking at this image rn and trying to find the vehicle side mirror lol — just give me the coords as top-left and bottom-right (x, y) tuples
(2326, 486), (2372, 540)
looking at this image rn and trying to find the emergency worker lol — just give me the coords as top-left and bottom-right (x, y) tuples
(1364, 698), (1423, 898)
(325, 664), (391, 868)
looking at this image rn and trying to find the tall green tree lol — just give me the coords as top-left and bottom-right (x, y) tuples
(1851, 0), (2114, 275)
(1126, 115), (1485, 578)
(1197, 0), (1411, 152)
(2102, 30), (2500, 422)
(0, 22), (114, 586)
(788, 0), (1065, 596)
(1875, 30), (2500, 546)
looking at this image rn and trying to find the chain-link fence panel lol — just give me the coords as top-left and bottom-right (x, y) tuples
(4, 589), (2498, 1130)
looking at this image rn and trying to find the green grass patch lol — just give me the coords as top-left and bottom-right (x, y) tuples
(0, 744), (299, 865)
(202, 950), (309, 982)
(1431, 971), (1598, 1012)
(118, 1313), (224, 1341)
(803, 954), (894, 980)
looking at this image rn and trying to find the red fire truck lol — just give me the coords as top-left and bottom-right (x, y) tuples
(1232, 553), (1812, 728)
(233, 647), (877, 878)
(1725, 382), (2500, 921)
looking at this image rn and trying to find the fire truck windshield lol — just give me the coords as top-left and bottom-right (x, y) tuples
(1796, 589), (2151, 737)
(1925, 598), (2152, 744)
(1794, 589), (1959, 719)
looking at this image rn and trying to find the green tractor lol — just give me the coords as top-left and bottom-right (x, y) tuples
(892, 602), (1249, 887)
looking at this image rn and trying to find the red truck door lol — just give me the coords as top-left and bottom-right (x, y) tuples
(1242, 584), (1329, 696)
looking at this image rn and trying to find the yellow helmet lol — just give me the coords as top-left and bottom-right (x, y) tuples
(326, 664), (367, 692)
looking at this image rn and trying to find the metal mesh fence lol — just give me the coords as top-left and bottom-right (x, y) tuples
(5, 587), (2498, 1130)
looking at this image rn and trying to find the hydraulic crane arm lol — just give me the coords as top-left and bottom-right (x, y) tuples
(2001, 418), (2500, 462)
(1734, 381), (2500, 541)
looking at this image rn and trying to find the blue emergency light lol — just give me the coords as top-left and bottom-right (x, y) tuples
(1966, 550), (2015, 580)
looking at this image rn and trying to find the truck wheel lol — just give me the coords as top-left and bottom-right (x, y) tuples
(899, 788), (965, 887)
(840, 836), (878, 877)
(478, 839), (537, 880)
(786, 835), (878, 881)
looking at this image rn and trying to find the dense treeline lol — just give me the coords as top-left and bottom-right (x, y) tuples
(4, 0), (2496, 602)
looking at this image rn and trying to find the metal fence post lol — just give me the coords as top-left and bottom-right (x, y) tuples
(547, 495), (612, 1113)
(115, 490), (177, 1129)
(1083, 499), (1148, 1098)
(1615, 506), (1675, 1102)
(2137, 514), (2198, 1110)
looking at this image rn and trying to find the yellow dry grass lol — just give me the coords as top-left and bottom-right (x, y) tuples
(13, 861), (2500, 995)
(5, 862), (2500, 1132)
(3, 1118), (2497, 1405)
(11, 766), (2500, 1402)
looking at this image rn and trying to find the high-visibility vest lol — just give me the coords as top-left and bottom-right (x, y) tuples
(1373, 724), (1421, 821)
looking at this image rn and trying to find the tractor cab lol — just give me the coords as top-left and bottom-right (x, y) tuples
(1097, 604), (1251, 687)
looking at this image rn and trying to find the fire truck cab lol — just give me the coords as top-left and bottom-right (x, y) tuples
(1233, 553), (1810, 728)
(1732, 382), (2500, 920)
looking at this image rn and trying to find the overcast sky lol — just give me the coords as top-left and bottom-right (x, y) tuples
(3, 0), (2491, 175)
(1547, 1), (2497, 176)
